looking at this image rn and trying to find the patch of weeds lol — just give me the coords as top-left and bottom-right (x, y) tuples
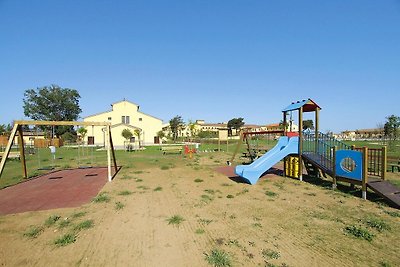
(198, 218), (213, 225)
(204, 248), (232, 267)
(261, 248), (281, 259)
(201, 194), (214, 202)
(221, 183), (232, 187)
(214, 160), (221, 163)
(71, 211), (87, 219)
(379, 261), (393, 267)
(115, 201), (125, 210)
(45, 215), (61, 227)
(227, 239), (241, 247)
(305, 192), (317, 197)
(58, 219), (72, 229)
(167, 215), (185, 226)
(215, 238), (225, 245)
(195, 228), (205, 234)
(204, 189), (215, 195)
(160, 165), (170, 170)
(209, 156), (214, 159)
(193, 166), (201, 170)
(363, 217), (391, 232)
(226, 194), (234, 199)
(194, 178), (204, 183)
(137, 185), (149, 190)
(384, 210), (400, 218)
(153, 186), (163, 191)
(252, 223), (262, 228)
(273, 182), (285, 190)
(74, 220), (94, 231)
(265, 191), (278, 197)
(344, 225), (374, 242)
(229, 214), (236, 219)
(135, 178), (143, 182)
(133, 170), (143, 174)
(236, 188), (249, 196)
(118, 190), (133, 196)
(54, 233), (76, 247)
(121, 175), (134, 180)
(92, 192), (110, 203)
(309, 211), (329, 220)
(23, 226), (43, 239)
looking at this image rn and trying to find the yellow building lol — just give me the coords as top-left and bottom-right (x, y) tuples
(84, 100), (163, 148)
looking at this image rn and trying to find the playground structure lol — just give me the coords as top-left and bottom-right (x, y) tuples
(0, 120), (118, 182)
(235, 99), (399, 208)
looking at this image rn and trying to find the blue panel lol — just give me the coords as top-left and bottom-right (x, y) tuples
(335, 150), (363, 181)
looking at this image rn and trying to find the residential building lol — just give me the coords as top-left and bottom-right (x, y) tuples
(84, 100), (163, 148)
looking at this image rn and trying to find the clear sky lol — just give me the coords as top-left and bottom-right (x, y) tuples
(0, 0), (399, 133)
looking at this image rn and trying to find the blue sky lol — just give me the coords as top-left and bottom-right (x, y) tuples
(0, 0), (399, 132)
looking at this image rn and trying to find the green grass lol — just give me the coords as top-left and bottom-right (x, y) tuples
(195, 228), (205, 234)
(74, 219), (94, 231)
(363, 217), (391, 232)
(54, 233), (76, 247)
(71, 211), (87, 218)
(384, 210), (400, 218)
(118, 190), (133, 196)
(204, 249), (232, 267)
(344, 225), (374, 241)
(261, 248), (281, 259)
(44, 215), (61, 227)
(153, 186), (163, 191)
(23, 226), (43, 239)
(115, 201), (125, 210)
(92, 192), (110, 203)
(167, 215), (185, 226)
(226, 194), (234, 199)
(265, 190), (278, 197)
(58, 219), (72, 229)
(194, 178), (204, 183)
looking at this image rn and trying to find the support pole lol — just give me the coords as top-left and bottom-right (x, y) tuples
(382, 146), (387, 180)
(107, 126), (112, 182)
(298, 107), (303, 181)
(332, 146), (337, 190)
(17, 125), (28, 179)
(362, 146), (368, 200)
(315, 107), (319, 153)
(0, 123), (19, 178)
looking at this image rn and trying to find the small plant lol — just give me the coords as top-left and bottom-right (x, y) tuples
(54, 233), (76, 247)
(92, 192), (110, 203)
(133, 171), (143, 174)
(45, 215), (61, 227)
(198, 218), (213, 225)
(121, 175), (134, 180)
(115, 201), (125, 210)
(261, 248), (281, 259)
(153, 186), (163, 191)
(379, 261), (392, 267)
(265, 191), (278, 197)
(23, 226), (43, 239)
(71, 211), (87, 219)
(195, 228), (205, 234)
(204, 189), (215, 194)
(58, 219), (71, 229)
(253, 223), (262, 228)
(160, 165), (170, 170)
(226, 195), (234, 199)
(135, 178), (143, 182)
(194, 178), (204, 183)
(344, 225), (374, 242)
(201, 194), (213, 202)
(384, 210), (400, 218)
(221, 183), (232, 187)
(204, 248), (232, 267)
(137, 185), (149, 190)
(74, 220), (94, 231)
(167, 215), (185, 226)
(364, 218), (391, 232)
(118, 190), (133, 196)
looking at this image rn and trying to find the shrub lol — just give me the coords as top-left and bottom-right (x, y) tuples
(54, 233), (76, 247)
(204, 249), (232, 267)
(344, 225), (374, 242)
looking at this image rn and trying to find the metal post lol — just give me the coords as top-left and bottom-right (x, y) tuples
(332, 146), (337, 190)
(382, 146), (387, 180)
(362, 147), (368, 200)
(107, 126), (112, 182)
(298, 107), (303, 181)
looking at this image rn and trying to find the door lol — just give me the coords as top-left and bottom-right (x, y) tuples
(88, 136), (94, 145)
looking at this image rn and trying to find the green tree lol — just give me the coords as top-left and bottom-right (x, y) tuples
(121, 129), (133, 142)
(77, 127), (88, 144)
(169, 116), (185, 141)
(187, 120), (197, 137)
(23, 85), (82, 137)
(384, 115), (400, 150)
(157, 130), (165, 143)
(227, 118), (244, 136)
(0, 124), (12, 135)
(303, 120), (314, 130)
(134, 129), (142, 147)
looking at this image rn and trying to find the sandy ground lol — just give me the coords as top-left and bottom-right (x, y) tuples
(0, 152), (399, 266)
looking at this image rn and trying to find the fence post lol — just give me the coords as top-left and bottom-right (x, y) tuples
(362, 147), (368, 200)
(382, 146), (387, 181)
(332, 146), (337, 190)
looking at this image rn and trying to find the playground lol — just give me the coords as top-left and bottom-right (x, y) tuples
(0, 103), (399, 266)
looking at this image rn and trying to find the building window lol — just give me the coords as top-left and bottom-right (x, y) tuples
(108, 117), (111, 121)
(139, 118), (142, 122)
(121, 116), (130, 124)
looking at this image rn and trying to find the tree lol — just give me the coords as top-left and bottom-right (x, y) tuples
(121, 129), (133, 142)
(23, 85), (82, 137)
(227, 118), (244, 136)
(0, 124), (12, 135)
(187, 120), (197, 137)
(77, 127), (88, 144)
(169, 116), (185, 141)
(157, 130), (165, 143)
(134, 129), (142, 147)
(384, 115), (400, 150)
(303, 120), (314, 130)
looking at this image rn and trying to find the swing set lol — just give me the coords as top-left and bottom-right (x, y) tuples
(0, 120), (118, 182)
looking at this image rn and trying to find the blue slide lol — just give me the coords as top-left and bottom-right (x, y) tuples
(235, 136), (299, 184)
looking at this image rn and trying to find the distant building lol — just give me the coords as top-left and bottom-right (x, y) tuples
(84, 100), (163, 148)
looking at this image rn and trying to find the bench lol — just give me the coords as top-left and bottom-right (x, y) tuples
(161, 146), (182, 155)
(388, 160), (400, 172)
(0, 151), (21, 160)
